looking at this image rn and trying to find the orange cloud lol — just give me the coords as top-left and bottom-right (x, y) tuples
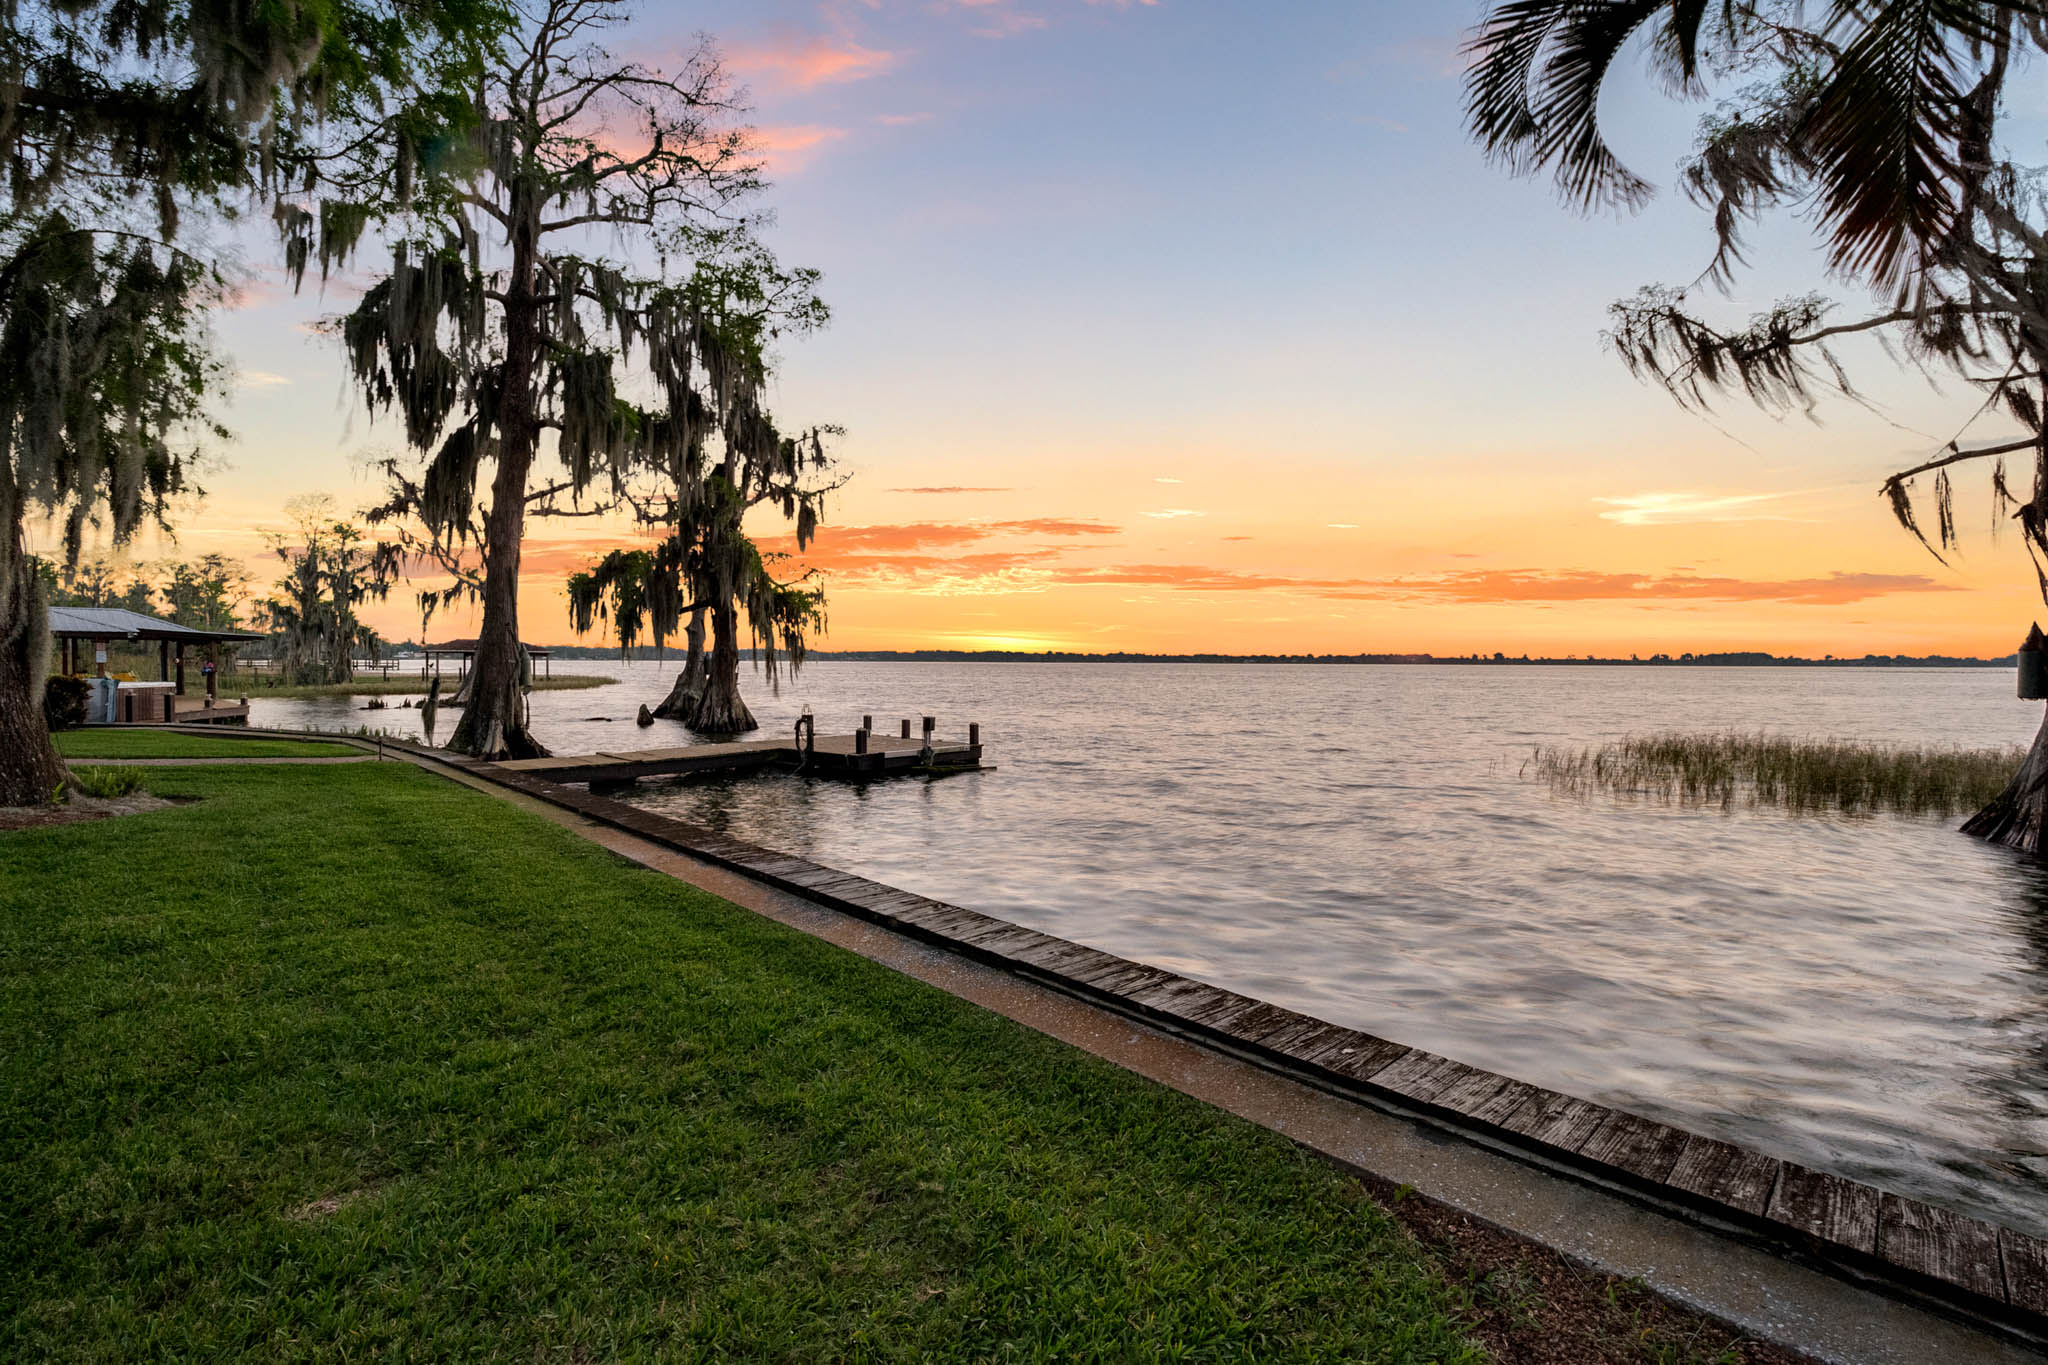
(726, 33), (894, 90)
(767, 520), (1961, 607)
(749, 123), (849, 174)
(889, 485), (1013, 494)
(771, 519), (1120, 555)
(1058, 565), (1957, 606)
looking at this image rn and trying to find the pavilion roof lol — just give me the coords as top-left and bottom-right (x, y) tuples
(48, 606), (263, 644)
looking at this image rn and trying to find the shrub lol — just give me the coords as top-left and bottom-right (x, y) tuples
(70, 766), (144, 800)
(43, 674), (89, 731)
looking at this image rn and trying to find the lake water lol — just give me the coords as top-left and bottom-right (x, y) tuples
(252, 660), (2048, 1237)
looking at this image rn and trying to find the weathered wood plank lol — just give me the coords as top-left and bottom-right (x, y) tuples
(1289, 1027), (1377, 1068)
(1374, 1054), (1512, 1118)
(1319, 1037), (1410, 1083)
(1169, 991), (1268, 1031)
(1765, 1163), (1879, 1255)
(1249, 1015), (1339, 1058)
(1002, 938), (1100, 973)
(1058, 953), (1149, 988)
(1094, 964), (1180, 997)
(959, 926), (1054, 960)
(2001, 1230), (2048, 1314)
(1433, 1067), (1517, 1120)
(1575, 1111), (1690, 1183)
(1665, 1135), (1779, 1216)
(1123, 978), (1221, 1015)
(1878, 1195), (2005, 1301)
(1211, 1002), (1301, 1047)
(1466, 1078), (1544, 1130)
(1368, 1050), (1464, 1104)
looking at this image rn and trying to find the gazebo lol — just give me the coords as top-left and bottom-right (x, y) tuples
(49, 606), (264, 714)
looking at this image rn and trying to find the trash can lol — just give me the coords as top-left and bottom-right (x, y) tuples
(87, 676), (119, 724)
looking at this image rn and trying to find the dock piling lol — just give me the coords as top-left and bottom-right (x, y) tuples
(922, 716), (935, 742)
(863, 714), (873, 733)
(855, 727), (869, 755)
(969, 722), (980, 746)
(900, 718), (911, 738)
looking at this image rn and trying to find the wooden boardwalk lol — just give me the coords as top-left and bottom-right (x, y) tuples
(491, 730), (983, 785)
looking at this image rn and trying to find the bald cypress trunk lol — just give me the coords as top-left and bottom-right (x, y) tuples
(448, 190), (545, 760)
(651, 606), (706, 720)
(1963, 705), (2048, 854)
(0, 502), (66, 807)
(689, 599), (756, 734)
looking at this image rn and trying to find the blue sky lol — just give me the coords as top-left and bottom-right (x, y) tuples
(145, 0), (2046, 654)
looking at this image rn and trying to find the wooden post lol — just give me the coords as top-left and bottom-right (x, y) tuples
(969, 722), (980, 746)
(900, 718), (911, 738)
(863, 714), (873, 733)
(159, 640), (169, 681)
(163, 694), (174, 723)
(922, 716), (935, 742)
(855, 727), (868, 755)
(174, 643), (185, 694)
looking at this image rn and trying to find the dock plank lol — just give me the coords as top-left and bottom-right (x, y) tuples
(1878, 1195), (2005, 1301)
(1498, 1090), (1613, 1154)
(1766, 1164), (1880, 1255)
(1319, 1037), (1410, 1083)
(1666, 1136), (1779, 1216)
(1575, 1111), (1690, 1183)
(1466, 1078), (1544, 1129)
(2002, 1230), (2048, 1314)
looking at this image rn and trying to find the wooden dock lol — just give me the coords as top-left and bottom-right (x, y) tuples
(490, 724), (983, 785)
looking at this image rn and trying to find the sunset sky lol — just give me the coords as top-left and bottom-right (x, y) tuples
(53, 0), (2048, 657)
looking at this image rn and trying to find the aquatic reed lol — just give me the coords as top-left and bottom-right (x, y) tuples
(1525, 731), (2026, 817)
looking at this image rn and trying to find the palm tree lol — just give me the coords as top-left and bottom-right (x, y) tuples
(1465, 2), (2047, 286)
(1465, 3), (2048, 852)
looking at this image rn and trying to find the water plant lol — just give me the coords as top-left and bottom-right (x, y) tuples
(1526, 732), (2026, 818)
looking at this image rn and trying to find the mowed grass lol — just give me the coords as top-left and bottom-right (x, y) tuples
(0, 763), (1485, 1363)
(219, 671), (615, 698)
(1528, 730), (2025, 817)
(52, 731), (359, 760)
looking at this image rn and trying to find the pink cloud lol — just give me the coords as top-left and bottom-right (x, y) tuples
(750, 124), (850, 174)
(726, 32), (894, 90)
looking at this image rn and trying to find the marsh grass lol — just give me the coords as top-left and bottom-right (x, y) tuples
(210, 671), (615, 699)
(1526, 731), (2024, 817)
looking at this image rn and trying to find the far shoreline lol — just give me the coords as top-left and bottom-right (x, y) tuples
(507, 648), (2020, 669)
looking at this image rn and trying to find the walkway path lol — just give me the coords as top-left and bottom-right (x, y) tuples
(78, 755), (375, 767)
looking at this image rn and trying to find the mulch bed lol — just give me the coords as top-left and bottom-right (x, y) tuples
(1366, 1177), (1818, 1364)
(0, 793), (177, 832)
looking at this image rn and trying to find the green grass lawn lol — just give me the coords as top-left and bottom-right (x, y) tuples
(0, 763), (1485, 1362)
(219, 672), (615, 698)
(52, 731), (360, 760)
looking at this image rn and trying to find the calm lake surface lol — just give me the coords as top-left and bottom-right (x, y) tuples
(254, 661), (2048, 1236)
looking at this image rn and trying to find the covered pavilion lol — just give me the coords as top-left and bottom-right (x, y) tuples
(50, 606), (264, 711)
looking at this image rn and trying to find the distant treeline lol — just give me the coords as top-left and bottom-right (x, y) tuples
(500, 646), (2017, 668)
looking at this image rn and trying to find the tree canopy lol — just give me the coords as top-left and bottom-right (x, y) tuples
(295, 0), (833, 755)
(0, 0), (505, 802)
